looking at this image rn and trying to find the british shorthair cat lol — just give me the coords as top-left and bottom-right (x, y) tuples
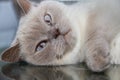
(1, 0), (120, 72)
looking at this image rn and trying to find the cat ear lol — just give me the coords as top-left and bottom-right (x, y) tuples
(13, 0), (31, 16)
(1, 43), (20, 63)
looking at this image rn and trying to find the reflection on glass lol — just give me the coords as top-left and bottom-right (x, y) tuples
(106, 65), (120, 80)
(1, 62), (111, 80)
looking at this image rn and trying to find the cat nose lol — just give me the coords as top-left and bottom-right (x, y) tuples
(52, 29), (60, 39)
(52, 28), (60, 39)
(48, 27), (60, 39)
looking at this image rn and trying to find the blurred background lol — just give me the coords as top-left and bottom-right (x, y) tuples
(0, 0), (18, 53)
(0, 0), (78, 53)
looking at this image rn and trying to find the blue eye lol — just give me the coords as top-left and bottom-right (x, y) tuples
(44, 14), (52, 25)
(36, 40), (48, 52)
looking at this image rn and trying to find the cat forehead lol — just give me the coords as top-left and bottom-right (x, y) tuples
(38, 1), (65, 9)
(17, 1), (67, 40)
(23, 1), (65, 23)
(19, 1), (66, 30)
(37, 1), (65, 14)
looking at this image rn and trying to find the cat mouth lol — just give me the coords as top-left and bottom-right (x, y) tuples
(63, 29), (71, 43)
(63, 29), (71, 36)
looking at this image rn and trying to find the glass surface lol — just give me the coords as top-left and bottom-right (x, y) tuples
(0, 62), (120, 80)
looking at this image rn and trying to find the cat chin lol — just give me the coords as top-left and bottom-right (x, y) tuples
(24, 49), (84, 66)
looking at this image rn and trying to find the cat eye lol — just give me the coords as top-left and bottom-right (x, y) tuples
(35, 40), (48, 52)
(44, 14), (52, 25)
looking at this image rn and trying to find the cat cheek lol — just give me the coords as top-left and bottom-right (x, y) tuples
(32, 45), (56, 64)
(64, 31), (74, 48)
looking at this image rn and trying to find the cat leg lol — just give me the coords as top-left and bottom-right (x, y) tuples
(84, 36), (110, 72)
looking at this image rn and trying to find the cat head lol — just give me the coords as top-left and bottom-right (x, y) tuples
(1, 0), (79, 65)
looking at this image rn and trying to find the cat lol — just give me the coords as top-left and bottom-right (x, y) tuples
(1, 0), (120, 72)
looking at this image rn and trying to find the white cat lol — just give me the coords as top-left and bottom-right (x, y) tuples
(1, 0), (120, 72)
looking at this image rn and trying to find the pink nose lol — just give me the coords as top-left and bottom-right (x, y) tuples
(48, 27), (60, 39)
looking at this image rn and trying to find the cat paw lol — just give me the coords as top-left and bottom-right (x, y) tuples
(86, 49), (111, 72)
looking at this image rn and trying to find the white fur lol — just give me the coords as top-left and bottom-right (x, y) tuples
(110, 33), (120, 64)
(60, 0), (120, 65)
(55, 2), (91, 64)
(15, 0), (120, 65)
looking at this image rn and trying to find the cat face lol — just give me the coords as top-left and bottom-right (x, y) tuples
(19, 1), (77, 65)
(1, 0), (78, 65)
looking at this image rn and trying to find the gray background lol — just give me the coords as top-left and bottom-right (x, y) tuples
(0, 0), (18, 52)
